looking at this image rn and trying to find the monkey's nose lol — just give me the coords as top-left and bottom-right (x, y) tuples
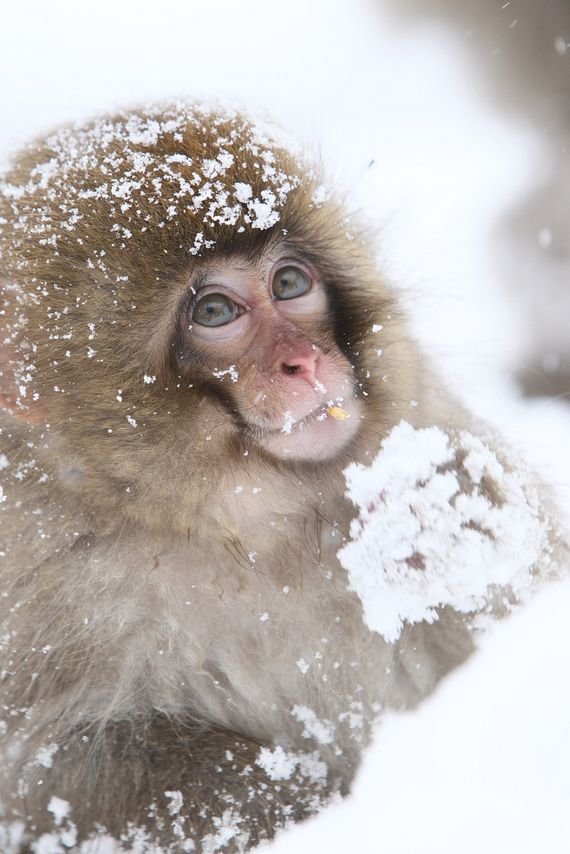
(281, 353), (318, 386)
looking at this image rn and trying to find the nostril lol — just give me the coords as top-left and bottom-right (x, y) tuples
(279, 350), (319, 385)
(282, 363), (302, 375)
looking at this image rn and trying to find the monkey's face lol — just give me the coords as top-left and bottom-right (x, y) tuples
(174, 251), (363, 461)
(0, 104), (411, 526)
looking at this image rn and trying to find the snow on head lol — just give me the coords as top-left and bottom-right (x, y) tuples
(0, 102), (307, 267)
(338, 421), (553, 643)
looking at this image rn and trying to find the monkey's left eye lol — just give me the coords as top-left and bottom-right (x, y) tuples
(192, 293), (240, 327)
(271, 265), (311, 301)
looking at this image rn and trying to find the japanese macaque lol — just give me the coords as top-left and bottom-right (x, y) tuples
(0, 105), (565, 853)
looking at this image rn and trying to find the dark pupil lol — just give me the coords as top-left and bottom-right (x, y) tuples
(273, 266), (309, 300)
(192, 294), (236, 327)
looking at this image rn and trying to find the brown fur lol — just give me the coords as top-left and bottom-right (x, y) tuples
(0, 104), (561, 853)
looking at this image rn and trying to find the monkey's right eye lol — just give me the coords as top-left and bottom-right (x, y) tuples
(192, 293), (240, 327)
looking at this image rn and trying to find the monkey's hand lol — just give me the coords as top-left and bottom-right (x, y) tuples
(338, 421), (555, 643)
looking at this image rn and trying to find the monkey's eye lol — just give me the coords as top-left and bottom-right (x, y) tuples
(192, 293), (240, 327)
(271, 265), (311, 301)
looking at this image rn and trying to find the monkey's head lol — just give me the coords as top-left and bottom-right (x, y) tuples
(0, 104), (416, 526)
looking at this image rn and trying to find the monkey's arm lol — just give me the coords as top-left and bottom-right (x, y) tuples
(8, 715), (333, 853)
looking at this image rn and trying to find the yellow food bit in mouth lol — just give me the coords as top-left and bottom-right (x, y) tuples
(327, 405), (351, 420)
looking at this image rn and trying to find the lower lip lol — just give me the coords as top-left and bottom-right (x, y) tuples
(257, 400), (362, 461)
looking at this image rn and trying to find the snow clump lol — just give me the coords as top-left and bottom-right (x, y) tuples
(338, 421), (553, 642)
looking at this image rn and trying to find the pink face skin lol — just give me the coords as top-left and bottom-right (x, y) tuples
(183, 254), (364, 461)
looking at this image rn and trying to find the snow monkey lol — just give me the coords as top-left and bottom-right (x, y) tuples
(0, 105), (564, 853)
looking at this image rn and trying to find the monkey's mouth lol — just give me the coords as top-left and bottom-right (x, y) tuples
(281, 402), (331, 432)
(253, 397), (363, 461)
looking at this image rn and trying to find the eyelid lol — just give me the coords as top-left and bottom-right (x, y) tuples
(189, 282), (249, 314)
(270, 257), (313, 276)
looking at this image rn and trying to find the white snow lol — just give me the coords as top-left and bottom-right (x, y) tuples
(47, 797), (71, 825)
(256, 746), (299, 782)
(164, 791), (184, 817)
(339, 421), (553, 642)
(35, 742), (59, 769)
(212, 365), (239, 383)
(280, 411), (295, 434)
(256, 746), (328, 786)
(291, 706), (335, 747)
(201, 810), (246, 854)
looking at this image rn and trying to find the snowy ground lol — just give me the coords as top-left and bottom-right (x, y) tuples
(1, 1), (569, 851)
